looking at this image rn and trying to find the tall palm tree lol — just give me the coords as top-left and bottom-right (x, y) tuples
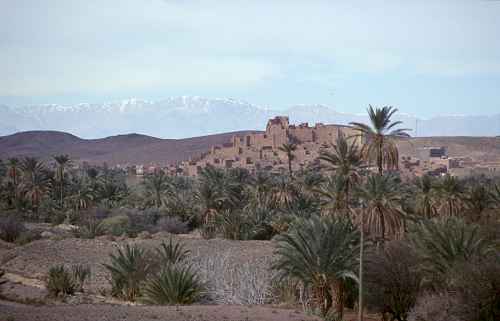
(414, 175), (438, 219)
(196, 165), (228, 230)
(279, 142), (297, 178)
(5, 158), (21, 208)
(273, 216), (359, 318)
(53, 154), (72, 208)
(271, 175), (297, 208)
(464, 183), (495, 222)
(350, 106), (410, 174)
(143, 170), (171, 208)
(315, 174), (349, 216)
(436, 175), (464, 217)
(20, 157), (49, 214)
(357, 174), (405, 245)
(68, 175), (95, 212)
(319, 133), (364, 207)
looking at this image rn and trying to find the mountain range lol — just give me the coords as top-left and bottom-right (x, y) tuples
(1, 96), (499, 138)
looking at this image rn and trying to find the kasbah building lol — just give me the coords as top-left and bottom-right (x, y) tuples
(180, 116), (362, 176)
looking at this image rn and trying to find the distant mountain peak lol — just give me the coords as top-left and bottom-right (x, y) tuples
(1, 96), (499, 138)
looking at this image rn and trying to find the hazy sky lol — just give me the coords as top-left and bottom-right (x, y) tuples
(1, 0), (500, 116)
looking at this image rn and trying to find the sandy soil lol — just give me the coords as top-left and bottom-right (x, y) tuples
(0, 301), (322, 321)
(1, 234), (274, 295)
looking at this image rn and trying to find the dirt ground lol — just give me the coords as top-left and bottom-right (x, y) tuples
(1, 233), (274, 296)
(0, 300), (323, 321)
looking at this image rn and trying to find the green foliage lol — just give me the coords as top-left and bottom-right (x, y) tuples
(103, 244), (152, 301)
(71, 264), (91, 292)
(273, 216), (359, 318)
(217, 209), (248, 240)
(14, 230), (41, 245)
(142, 264), (205, 305)
(156, 238), (190, 266)
(99, 215), (130, 236)
(409, 217), (497, 288)
(350, 105), (410, 174)
(75, 218), (105, 239)
(46, 265), (76, 298)
(357, 174), (405, 244)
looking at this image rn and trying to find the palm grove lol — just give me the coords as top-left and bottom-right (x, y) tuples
(0, 106), (499, 321)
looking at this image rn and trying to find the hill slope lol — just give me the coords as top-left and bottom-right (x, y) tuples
(0, 130), (261, 165)
(2, 131), (500, 166)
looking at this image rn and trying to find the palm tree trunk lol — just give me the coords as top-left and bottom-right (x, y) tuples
(288, 156), (293, 179)
(378, 140), (383, 175)
(60, 180), (64, 208)
(331, 280), (345, 319)
(379, 206), (385, 246)
(358, 212), (364, 321)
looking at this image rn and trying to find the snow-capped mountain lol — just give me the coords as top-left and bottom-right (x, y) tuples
(1, 97), (499, 138)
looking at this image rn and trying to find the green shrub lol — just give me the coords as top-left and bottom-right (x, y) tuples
(142, 265), (205, 305)
(0, 216), (25, 243)
(156, 238), (190, 266)
(14, 230), (41, 245)
(46, 265), (75, 298)
(103, 244), (152, 301)
(100, 215), (130, 237)
(75, 219), (105, 239)
(409, 217), (496, 289)
(71, 264), (91, 292)
(217, 210), (248, 240)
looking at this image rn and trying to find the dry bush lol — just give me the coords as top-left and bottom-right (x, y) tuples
(0, 215), (25, 243)
(408, 293), (460, 321)
(155, 216), (189, 234)
(188, 250), (275, 305)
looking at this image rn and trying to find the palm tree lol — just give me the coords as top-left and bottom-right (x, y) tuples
(143, 170), (171, 208)
(20, 157), (49, 214)
(271, 175), (297, 208)
(436, 175), (464, 217)
(464, 183), (494, 222)
(319, 133), (364, 207)
(273, 216), (359, 318)
(350, 106), (410, 175)
(357, 174), (405, 245)
(103, 244), (152, 301)
(5, 158), (21, 208)
(68, 175), (95, 212)
(414, 175), (438, 218)
(315, 174), (349, 216)
(53, 154), (72, 208)
(279, 142), (297, 178)
(409, 217), (496, 288)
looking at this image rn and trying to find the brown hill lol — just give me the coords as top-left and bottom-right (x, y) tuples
(0, 130), (261, 166)
(397, 136), (500, 162)
(1, 131), (499, 166)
